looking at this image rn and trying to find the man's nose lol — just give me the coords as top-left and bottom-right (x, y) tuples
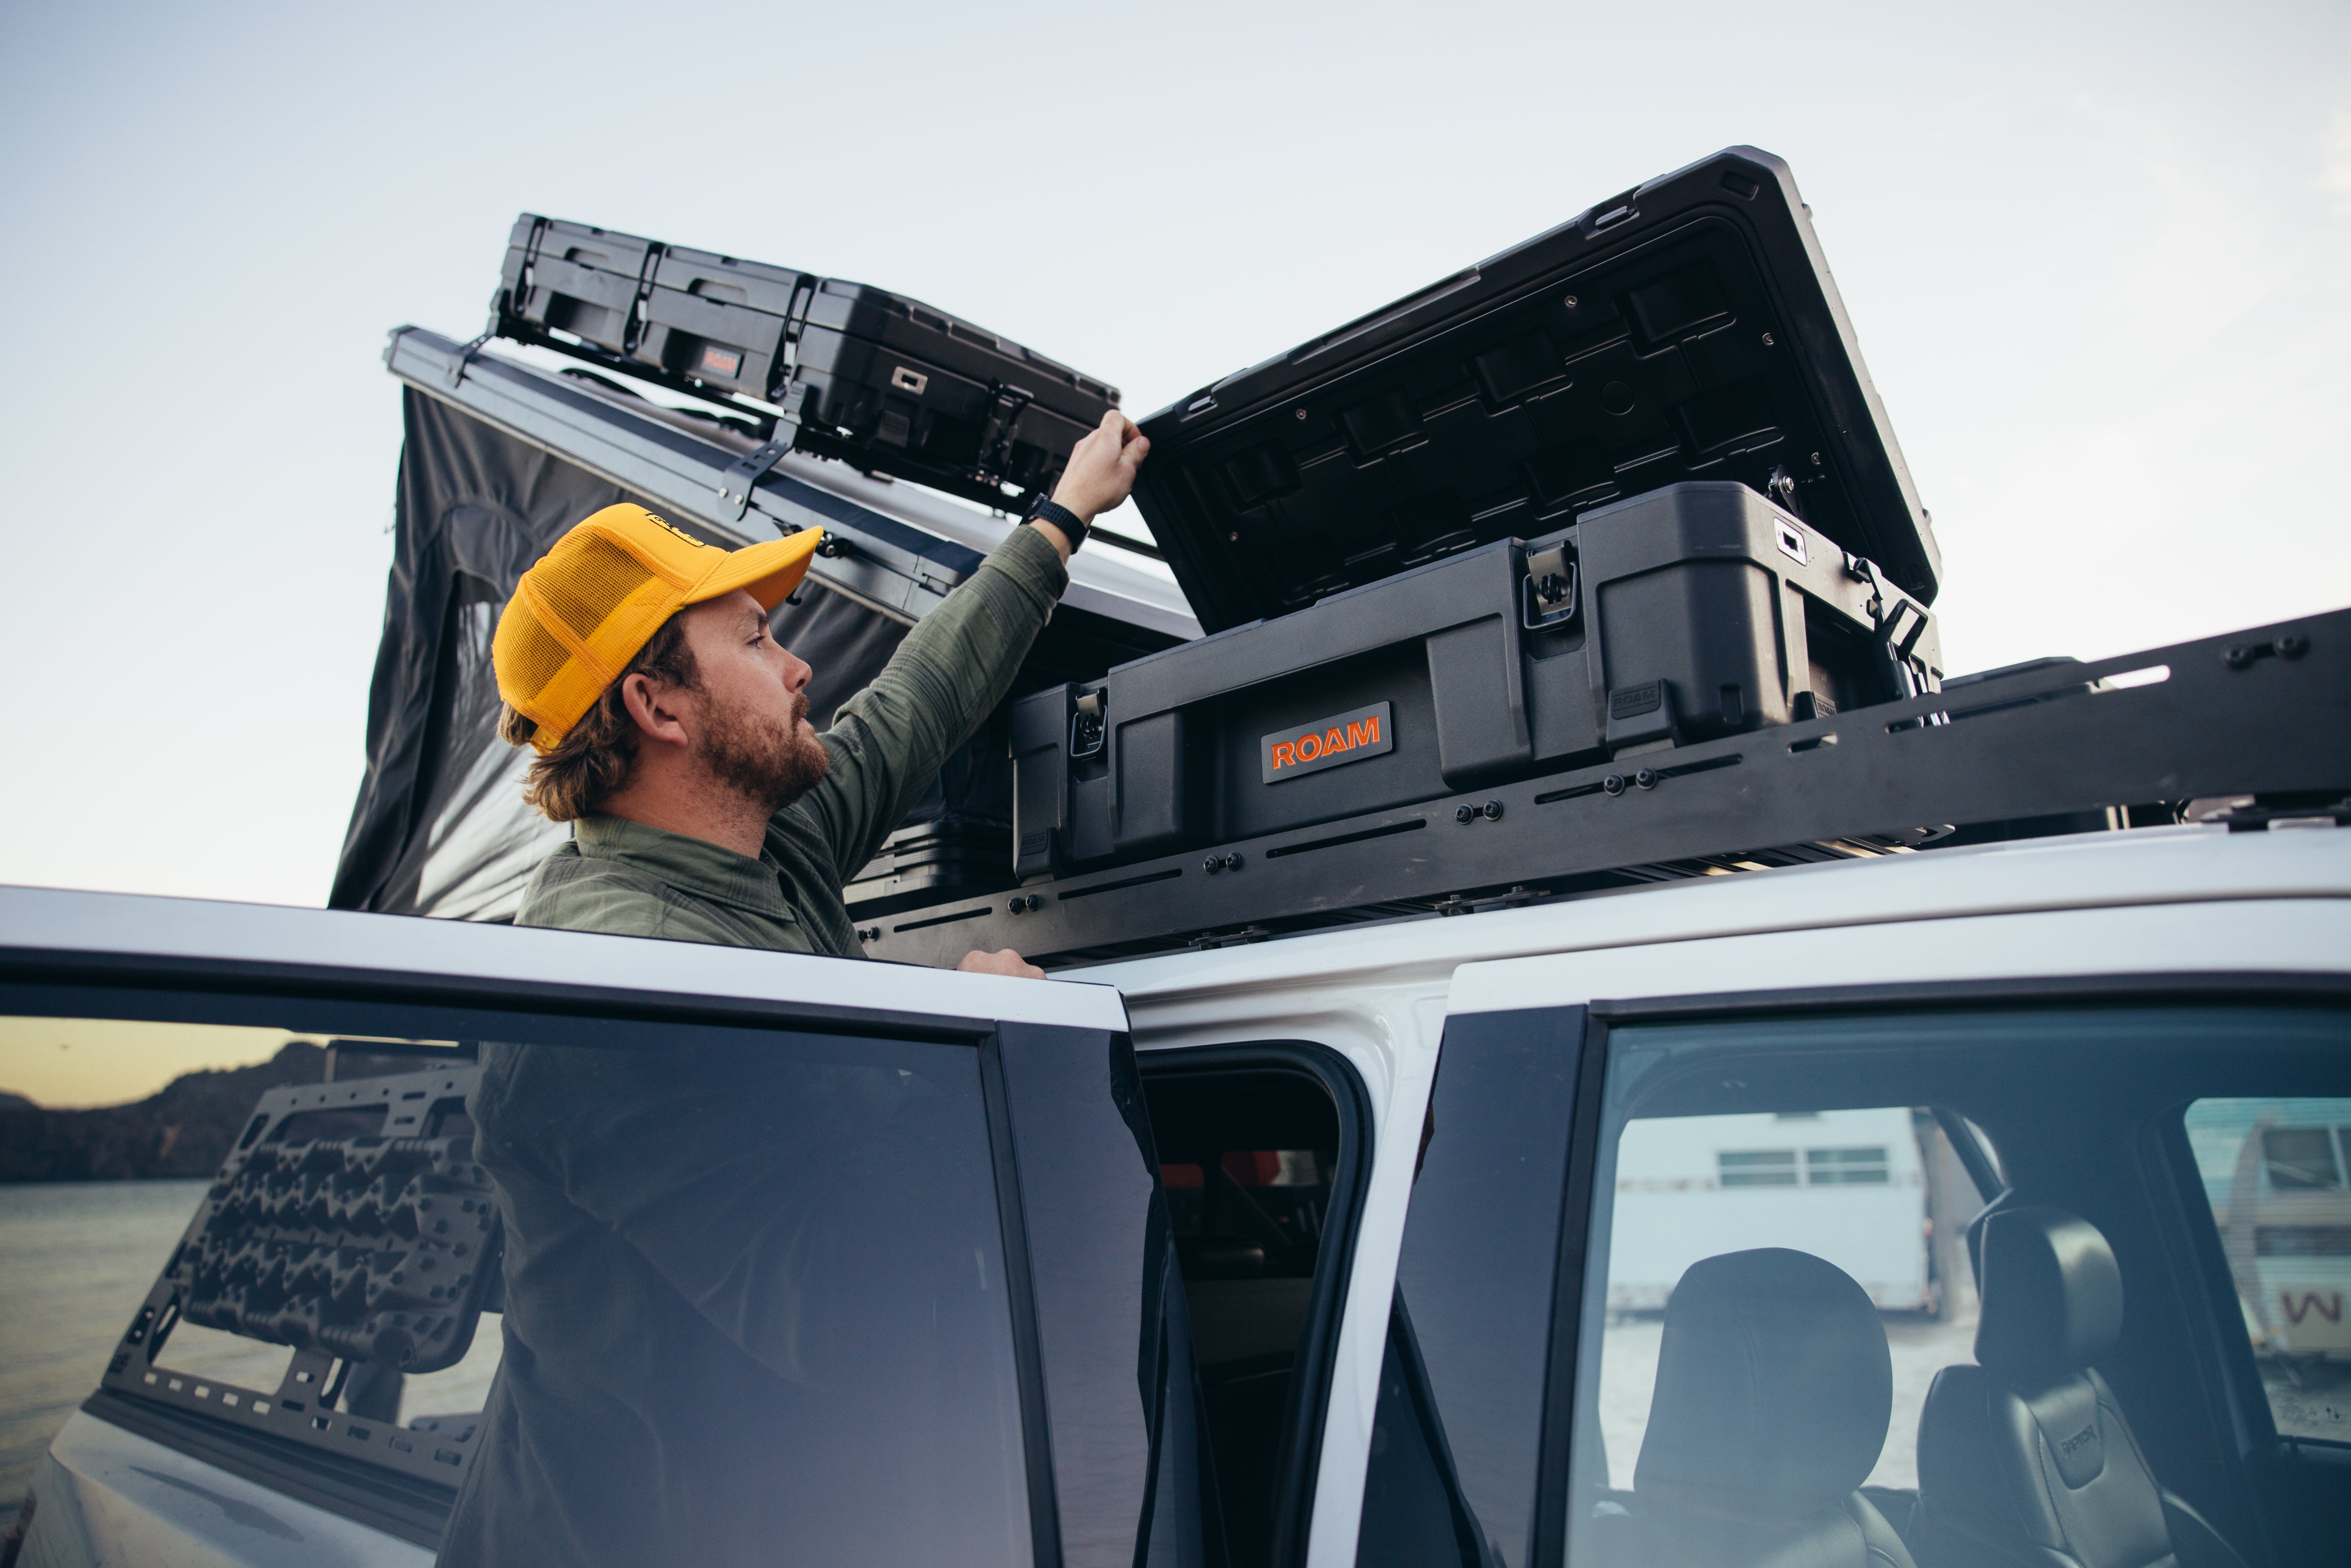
(781, 649), (812, 694)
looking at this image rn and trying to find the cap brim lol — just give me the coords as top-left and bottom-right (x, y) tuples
(685, 528), (824, 614)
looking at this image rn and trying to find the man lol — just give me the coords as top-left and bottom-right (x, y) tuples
(486, 408), (1147, 971)
(437, 412), (1148, 1566)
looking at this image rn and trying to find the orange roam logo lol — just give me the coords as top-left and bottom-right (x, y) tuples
(1262, 701), (1395, 784)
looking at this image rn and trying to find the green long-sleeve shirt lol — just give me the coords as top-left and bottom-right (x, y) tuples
(508, 522), (1069, 958)
(436, 526), (1067, 1568)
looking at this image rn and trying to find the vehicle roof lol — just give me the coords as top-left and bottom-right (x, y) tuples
(0, 883), (1128, 1033)
(4, 827), (2342, 1032)
(1077, 823), (2351, 1006)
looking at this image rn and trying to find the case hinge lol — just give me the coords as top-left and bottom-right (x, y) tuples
(978, 384), (1035, 489)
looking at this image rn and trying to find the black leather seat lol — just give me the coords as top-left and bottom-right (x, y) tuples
(1914, 1207), (2248, 1568)
(1592, 1247), (1917, 1568)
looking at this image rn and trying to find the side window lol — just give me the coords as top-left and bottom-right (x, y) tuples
(1590, 1108), (1987, 1494)
(1545, 1004), (2349, 1568)
(7, 996), (1040, 1568)
(2183, 1098), (2351, 1444)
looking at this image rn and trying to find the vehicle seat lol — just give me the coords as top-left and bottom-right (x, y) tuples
(1592, 1247), (1916, 1568)
(1914, 1207), (2248, 1568)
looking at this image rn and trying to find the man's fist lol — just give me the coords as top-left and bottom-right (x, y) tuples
(957, 947), (1047, 979)
(1050, 409), (1151, 525)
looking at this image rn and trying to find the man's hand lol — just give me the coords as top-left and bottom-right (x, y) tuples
(957, 947), (1047, 979)
(1049, 410), (1151, 527)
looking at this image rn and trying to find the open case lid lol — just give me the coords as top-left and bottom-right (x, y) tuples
(1131, 147), (1941, 634)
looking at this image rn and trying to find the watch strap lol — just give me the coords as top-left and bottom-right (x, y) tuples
(1025, 496), (1088, 552)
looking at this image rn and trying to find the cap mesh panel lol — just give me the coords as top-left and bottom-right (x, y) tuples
(533, 532), (666, 654)
(499, 612), (575, 706)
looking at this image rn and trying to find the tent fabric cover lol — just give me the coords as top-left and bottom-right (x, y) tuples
(331, 390), (913, 920)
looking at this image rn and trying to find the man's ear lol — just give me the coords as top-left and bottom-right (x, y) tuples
(618, 672), (695, 751)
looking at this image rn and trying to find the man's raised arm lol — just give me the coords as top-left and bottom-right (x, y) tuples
(786, 410), (1150, 880)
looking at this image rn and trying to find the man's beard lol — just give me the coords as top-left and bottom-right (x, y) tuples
(698, 690), (831, 815)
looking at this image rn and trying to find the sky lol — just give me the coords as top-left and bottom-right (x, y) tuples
(1, 0), (2346, 925)
(0, 1017), (313, 1109)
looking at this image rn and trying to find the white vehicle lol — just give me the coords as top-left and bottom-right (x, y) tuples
(11, 167), (2350, 1568)
(11, 817), (2351, 1568)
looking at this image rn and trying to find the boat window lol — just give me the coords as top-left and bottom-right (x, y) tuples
(2183, 1098), (2351, 1444)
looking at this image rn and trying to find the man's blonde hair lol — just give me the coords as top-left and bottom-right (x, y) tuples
(498, 615), (699, 822)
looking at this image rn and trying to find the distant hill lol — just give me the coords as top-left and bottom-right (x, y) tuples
(0, 1044), (421, 1182)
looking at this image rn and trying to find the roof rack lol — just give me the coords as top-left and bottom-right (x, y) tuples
(864, 608), (2351, 969)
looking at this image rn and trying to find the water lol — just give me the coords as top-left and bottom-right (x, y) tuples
(0, 1180), (208, 1511)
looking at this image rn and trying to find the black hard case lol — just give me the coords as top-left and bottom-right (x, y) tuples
(493, 216), (1120, 508)
(1011, 481), (1939, 880)
(1128, 147), (1942, 633)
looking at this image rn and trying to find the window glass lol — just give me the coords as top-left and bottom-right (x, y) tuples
(1593, 1108), (1972, 1489)
(2183, 1097), (2351, 1443)
(1560, 1005), (2349, 1568)
(0, 999), (1036, 1568)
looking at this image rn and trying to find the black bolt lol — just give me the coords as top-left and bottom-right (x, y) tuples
(1603, 774), (1626, 796)
(1456, 804), (1477, 824)
(1635, 769), (1659, 790)
(2225, 645), (2255, 670)
(2278, 633), (2310, 660)
(1482, 800), (1505, 820)
(1204, 856), (1224, 874)
(1223, 852), (1246, 872)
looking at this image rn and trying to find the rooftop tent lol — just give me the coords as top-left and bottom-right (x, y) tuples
(331, 332), (1197, 922)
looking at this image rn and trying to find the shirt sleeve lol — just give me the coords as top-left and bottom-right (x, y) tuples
(785, 525), (1067, 876)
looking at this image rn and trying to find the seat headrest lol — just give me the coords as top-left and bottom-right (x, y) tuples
(1973, 1207), (2122, 1387)
(1635, 1248), (1893, 1513)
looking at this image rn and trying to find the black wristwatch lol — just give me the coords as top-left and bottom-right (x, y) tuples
(1024, 494), (1088, 552)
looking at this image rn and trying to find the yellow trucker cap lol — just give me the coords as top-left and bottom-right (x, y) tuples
(493, 504), (823, 753)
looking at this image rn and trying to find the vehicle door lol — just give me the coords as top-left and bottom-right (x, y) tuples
(2, 886), (1197, 1568)
(1346, 901), (2351, 1568)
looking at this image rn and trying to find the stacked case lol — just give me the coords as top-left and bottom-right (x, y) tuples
(493, 217), (1121, 508)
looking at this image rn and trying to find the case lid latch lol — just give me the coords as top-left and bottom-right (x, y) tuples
(1523, 542), (1579, 631)
(1069, 689), (1107, 759)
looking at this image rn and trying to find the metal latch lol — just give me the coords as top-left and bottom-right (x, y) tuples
(716, 420), (799, 520)
(978, 384), (1035, 487)
(1522, 542), (1579, 630)
(1069, 689), (1106, 759)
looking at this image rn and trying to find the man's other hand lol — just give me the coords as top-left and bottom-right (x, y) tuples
(957, 947), (1047, 979)
(1050, 410), (1151, 527)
